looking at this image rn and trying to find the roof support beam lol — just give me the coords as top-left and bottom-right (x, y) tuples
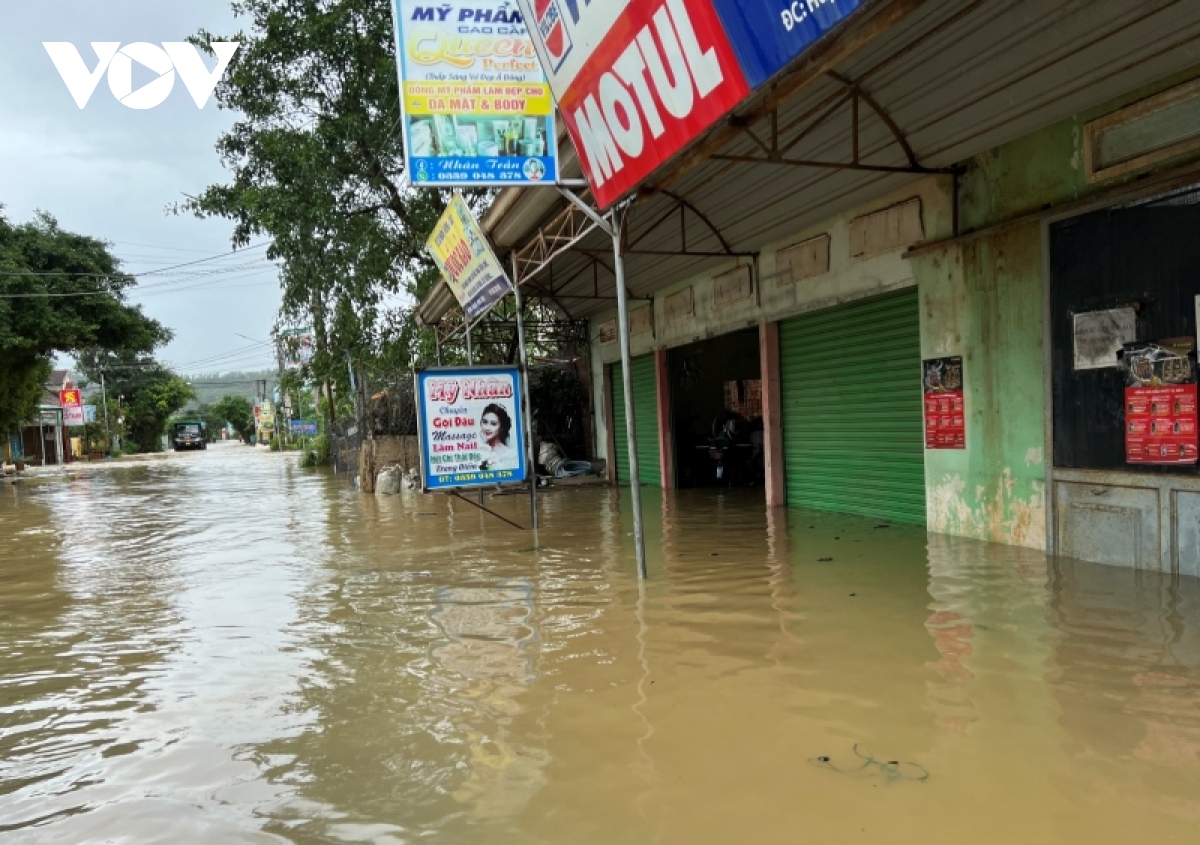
(715, 71), (954, 176)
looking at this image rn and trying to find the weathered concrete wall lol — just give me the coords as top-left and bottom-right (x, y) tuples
(916, 67), (1200, 550)
(359, 436), (420, 493)
(592, 177), (955, 366)
(589, 177), (955, 462)
(589, 68), (1200, 546)
(915, 225), (1047, 549)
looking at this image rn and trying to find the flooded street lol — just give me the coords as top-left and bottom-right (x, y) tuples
(2, 444), (1200, 844)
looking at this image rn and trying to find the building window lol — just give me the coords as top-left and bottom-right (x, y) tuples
(1084, 78), (1200, 184)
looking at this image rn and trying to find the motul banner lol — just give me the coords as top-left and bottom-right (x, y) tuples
(517, 0), (863, 209)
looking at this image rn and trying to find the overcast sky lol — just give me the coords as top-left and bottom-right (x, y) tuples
(0, 1), (282, 377)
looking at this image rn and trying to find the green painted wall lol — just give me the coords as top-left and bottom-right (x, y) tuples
(915, 225), (1047, 548)
(914, 66), (1200, 549)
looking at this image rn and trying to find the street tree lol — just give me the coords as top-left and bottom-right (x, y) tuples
(77, 354), (195, 452)
(183, 0), (471, 425)
(0, 209), (170, 434)
(211, 394), (256, 442)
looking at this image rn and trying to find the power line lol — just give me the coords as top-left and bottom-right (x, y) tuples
(110, 240), (237, 254)
(132, 243), (271, 277)
(0, 243), (272, 295)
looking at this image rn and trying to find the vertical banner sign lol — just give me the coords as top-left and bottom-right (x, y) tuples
(391, 0), (558, 186)
(415, 366), (528, 490)
(59, 389), (85, 427)
(923, 357), (965, 450)
(516, 0), (863, 209)
(1122, 343), (1198, 465)
(279, 328), (315, 370)
(427, 192), (514, 322)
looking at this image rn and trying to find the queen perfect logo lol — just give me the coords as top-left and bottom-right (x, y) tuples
(533, 0), (572, 71)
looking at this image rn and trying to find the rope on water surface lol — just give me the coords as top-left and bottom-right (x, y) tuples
(810, 744), (929, 784)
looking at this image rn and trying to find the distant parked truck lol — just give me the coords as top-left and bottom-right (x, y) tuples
(172, 421), (207, 451)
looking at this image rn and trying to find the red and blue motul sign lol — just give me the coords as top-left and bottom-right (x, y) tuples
(518, 0), (863, 208)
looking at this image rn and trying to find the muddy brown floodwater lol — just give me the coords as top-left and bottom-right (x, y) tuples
(2, 443), (1200, 844)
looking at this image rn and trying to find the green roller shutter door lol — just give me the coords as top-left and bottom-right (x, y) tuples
(779, 289), (926, 524)
(610, 356), (662, 487)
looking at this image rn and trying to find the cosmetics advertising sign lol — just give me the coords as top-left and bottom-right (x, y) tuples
(416, 366), (528, 490)
(391, 0), (559, 185)
(516, 0), (863, 208)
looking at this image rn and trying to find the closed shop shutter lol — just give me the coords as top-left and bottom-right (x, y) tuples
(610, 355), (661, 487)
(779, 289), (926, 524)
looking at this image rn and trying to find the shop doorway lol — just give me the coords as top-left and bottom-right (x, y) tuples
(609, 355), (661, 486)
(669, 329), (764, 489)
(779, 289), (926, 524)
(1049, 185), (1200, 574)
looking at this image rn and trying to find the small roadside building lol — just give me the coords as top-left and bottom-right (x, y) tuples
(18, 369), (74, 466)
(419, 1), (1200, 576)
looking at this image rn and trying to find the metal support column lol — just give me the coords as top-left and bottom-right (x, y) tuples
(611, 209), (647, 579)
(513, 257), (538, 530)
(433, 326), (443, 366)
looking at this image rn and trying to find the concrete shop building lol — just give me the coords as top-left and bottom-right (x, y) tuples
(419, 1), (1200, 574)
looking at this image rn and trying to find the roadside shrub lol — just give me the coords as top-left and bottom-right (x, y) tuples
(299, 434), (330, 468)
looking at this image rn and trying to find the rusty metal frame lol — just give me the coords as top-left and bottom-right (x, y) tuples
(506, 185), (750, 319)
(710, 71), (955, 175)
(511, 200), (602, 298)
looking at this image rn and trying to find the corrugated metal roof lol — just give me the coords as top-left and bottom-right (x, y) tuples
(425, 0), (1200, 322)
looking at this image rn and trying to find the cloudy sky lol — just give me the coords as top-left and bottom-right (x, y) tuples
(0, 1), (282, 376)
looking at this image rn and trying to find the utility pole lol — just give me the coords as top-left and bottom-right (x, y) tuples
(99, 371), (113, 454)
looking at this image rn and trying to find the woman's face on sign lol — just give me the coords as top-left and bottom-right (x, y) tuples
(481, 412), (501, 443)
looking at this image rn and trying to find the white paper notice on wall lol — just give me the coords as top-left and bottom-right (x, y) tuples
(1073, 307), (1137, 370)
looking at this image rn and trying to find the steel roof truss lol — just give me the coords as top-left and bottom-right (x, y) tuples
(712, 71), (955, 176)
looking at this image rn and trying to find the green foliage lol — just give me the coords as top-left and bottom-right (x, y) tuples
(0, 356), (51, 435)
(530, 366), (586, 449)
(210, 394), (256, 441)
(121, 367), (196, 452)
(299, 433), (331, 468)
(0, 209), (169, 433)
(76, 352), (194, 453)
(183, 0), (472, 414)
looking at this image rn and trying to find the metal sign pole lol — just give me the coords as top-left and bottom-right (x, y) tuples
(611, 208), (648, 579)
(513, 257), (539, 530)
(466, 320), (474, 365)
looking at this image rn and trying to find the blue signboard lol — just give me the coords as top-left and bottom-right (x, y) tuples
(415, 366), (527, 491)
(710, 0), (864, 89)
(290, 420), (319, 436)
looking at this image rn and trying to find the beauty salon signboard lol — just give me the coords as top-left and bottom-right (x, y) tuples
(415, 366), (528, 490)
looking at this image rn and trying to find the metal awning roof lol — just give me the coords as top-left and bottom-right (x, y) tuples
(421, 0), (1200, 326)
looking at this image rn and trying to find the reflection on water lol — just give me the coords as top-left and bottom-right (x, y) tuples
(2, 444), (1200, 844)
